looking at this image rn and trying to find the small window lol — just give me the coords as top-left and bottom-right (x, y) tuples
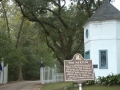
(99, 50), (108, 69)
(85, 50), (90, 59)
(86, 29), (89, 38)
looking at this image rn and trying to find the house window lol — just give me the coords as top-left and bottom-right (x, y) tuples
(99, 50), (108, 69)
(86, 29), (89, 38)
(85, 50), (90, 59)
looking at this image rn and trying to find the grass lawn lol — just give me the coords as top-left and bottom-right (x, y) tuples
(41, 82), (120, 90)
(41, 82), (72, 90)
(82, 86), (120, 90)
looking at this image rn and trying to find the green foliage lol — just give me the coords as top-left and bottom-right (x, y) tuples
(14, 0), (88, 67)
(22, 56), (40, 80)
(0, 32), (11, 58)
(97, 73), (120, 86)
(83, 80), (95, 86)
(4, 50), (26, 81)
(80, 74), (120, 86)
(0, 0), (56, 81)
(0, 0), (116, 82)
(55, 73), (120, 90)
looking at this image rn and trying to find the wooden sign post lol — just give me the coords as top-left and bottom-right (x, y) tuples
(64, 53), (94, 90)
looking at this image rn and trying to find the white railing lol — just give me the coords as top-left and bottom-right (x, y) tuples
(40, 66), (64, 84)
(56, 73), (64, 82)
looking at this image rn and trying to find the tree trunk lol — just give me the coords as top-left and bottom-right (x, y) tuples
(16, 17), (24, 81)
(1, 1), (11, 43)
(16, 17), (24, 49)
(18, 65), (23, 81)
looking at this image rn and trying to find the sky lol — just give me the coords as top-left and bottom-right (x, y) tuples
(112, 0), (120, 10)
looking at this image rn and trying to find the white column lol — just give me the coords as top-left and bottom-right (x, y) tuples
(3, 64), (8, 84)
(40, 67), (44, 84)
(0, 71), (1, 84)
(47, 67), (50, 83)
(54, 64), (56, 82)
(0, 60), (4, 84)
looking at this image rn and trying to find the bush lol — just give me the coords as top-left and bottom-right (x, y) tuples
(71, 74), (120, 87)
(55, 74), (120, 90)
(97, 73), (120, 86)
(83, 80), (95, 86)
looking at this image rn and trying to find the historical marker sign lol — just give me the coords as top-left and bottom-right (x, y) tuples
(64, 53), (94, 82)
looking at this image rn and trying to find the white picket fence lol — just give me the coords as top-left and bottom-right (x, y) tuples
(40, 66), (64, 84)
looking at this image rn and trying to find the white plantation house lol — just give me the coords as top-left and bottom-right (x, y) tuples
(83, 0), (120, 78)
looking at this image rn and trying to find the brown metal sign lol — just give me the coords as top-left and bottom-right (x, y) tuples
(64, 53), (94, 82)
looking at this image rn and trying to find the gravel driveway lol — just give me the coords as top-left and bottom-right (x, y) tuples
(0, 81), (42, 90)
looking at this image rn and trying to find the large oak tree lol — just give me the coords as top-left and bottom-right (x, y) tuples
(14, 0), (111, 67)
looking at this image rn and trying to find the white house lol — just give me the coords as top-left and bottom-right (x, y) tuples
(83, 0), (120, 78)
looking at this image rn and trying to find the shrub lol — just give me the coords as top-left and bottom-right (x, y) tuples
(97, 73), (120, 86)
(83, 80), (95, 86)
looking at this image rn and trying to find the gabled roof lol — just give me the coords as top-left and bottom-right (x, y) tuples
(85, 0), (120, 25)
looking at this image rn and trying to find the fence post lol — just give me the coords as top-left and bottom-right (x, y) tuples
(54, 64), (56, 82)
(3, 64), (8, 84)
(40, 67), (44, 84)
(48, 67), (50, 82)
(40, 66), (64, 84)
(0, 60), (4, 84)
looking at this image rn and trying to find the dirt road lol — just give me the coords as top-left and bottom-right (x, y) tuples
(0, 81), (42, 90)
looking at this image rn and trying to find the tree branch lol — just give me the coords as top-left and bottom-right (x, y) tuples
(1, 1), (11, 43)
(16, 17), (25, 49)
(46, 37), (64, 66)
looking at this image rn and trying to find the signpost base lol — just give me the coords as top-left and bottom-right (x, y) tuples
(79, 84), (82, 90)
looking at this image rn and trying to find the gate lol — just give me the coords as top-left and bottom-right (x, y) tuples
(40, 66), (64, 84)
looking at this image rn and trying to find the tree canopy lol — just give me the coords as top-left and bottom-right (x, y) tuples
(0, 0), (113, 81)
(13, 0), (109, 67)
(14, 0), (84, 67)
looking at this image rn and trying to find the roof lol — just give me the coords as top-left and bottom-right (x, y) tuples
(84, 0), (120, 25)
